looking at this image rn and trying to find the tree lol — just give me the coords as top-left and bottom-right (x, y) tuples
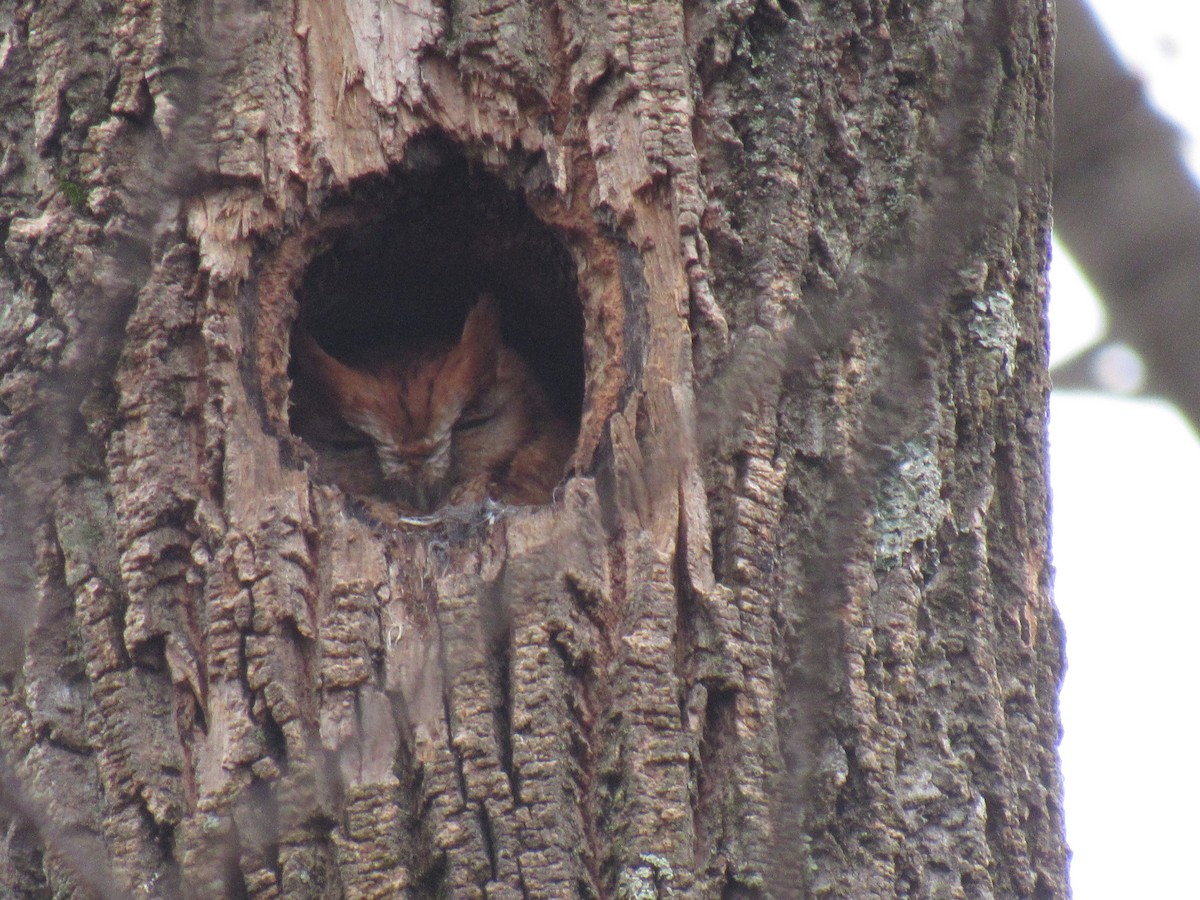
(0, 0), (1065, 897)
(1053, 0), (1200, 426)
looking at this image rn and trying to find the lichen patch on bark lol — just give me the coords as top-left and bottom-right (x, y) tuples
(0, 0), (1064, 897)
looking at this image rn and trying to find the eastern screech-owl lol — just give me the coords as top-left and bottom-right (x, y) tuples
(295, 294), (574, 512)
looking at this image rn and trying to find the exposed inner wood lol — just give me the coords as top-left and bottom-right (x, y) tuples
(0, 0), (1065, 897)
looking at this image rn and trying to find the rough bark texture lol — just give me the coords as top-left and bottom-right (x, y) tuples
(0, 0), (1064, 898)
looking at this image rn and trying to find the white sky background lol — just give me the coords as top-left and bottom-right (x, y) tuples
(1051, 2), (1200, 897)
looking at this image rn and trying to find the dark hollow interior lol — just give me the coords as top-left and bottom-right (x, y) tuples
(294, 146), (585, 422)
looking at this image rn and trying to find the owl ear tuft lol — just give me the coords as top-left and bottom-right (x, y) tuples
(452, 294), (502, 386)
(296, 333), (385, 430)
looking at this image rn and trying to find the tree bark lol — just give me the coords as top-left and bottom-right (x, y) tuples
(0, 0), (1065, 898)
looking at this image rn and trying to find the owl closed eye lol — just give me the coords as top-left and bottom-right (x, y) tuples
(295, 294), (574, 513)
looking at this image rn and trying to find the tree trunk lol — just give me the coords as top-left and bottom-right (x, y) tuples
(0, 0), (1064, 897)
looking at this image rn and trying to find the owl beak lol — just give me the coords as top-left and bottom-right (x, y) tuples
(413, 482), (431, 513)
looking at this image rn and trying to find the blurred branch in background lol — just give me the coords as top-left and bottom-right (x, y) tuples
(1053, 0), (1200, 432)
